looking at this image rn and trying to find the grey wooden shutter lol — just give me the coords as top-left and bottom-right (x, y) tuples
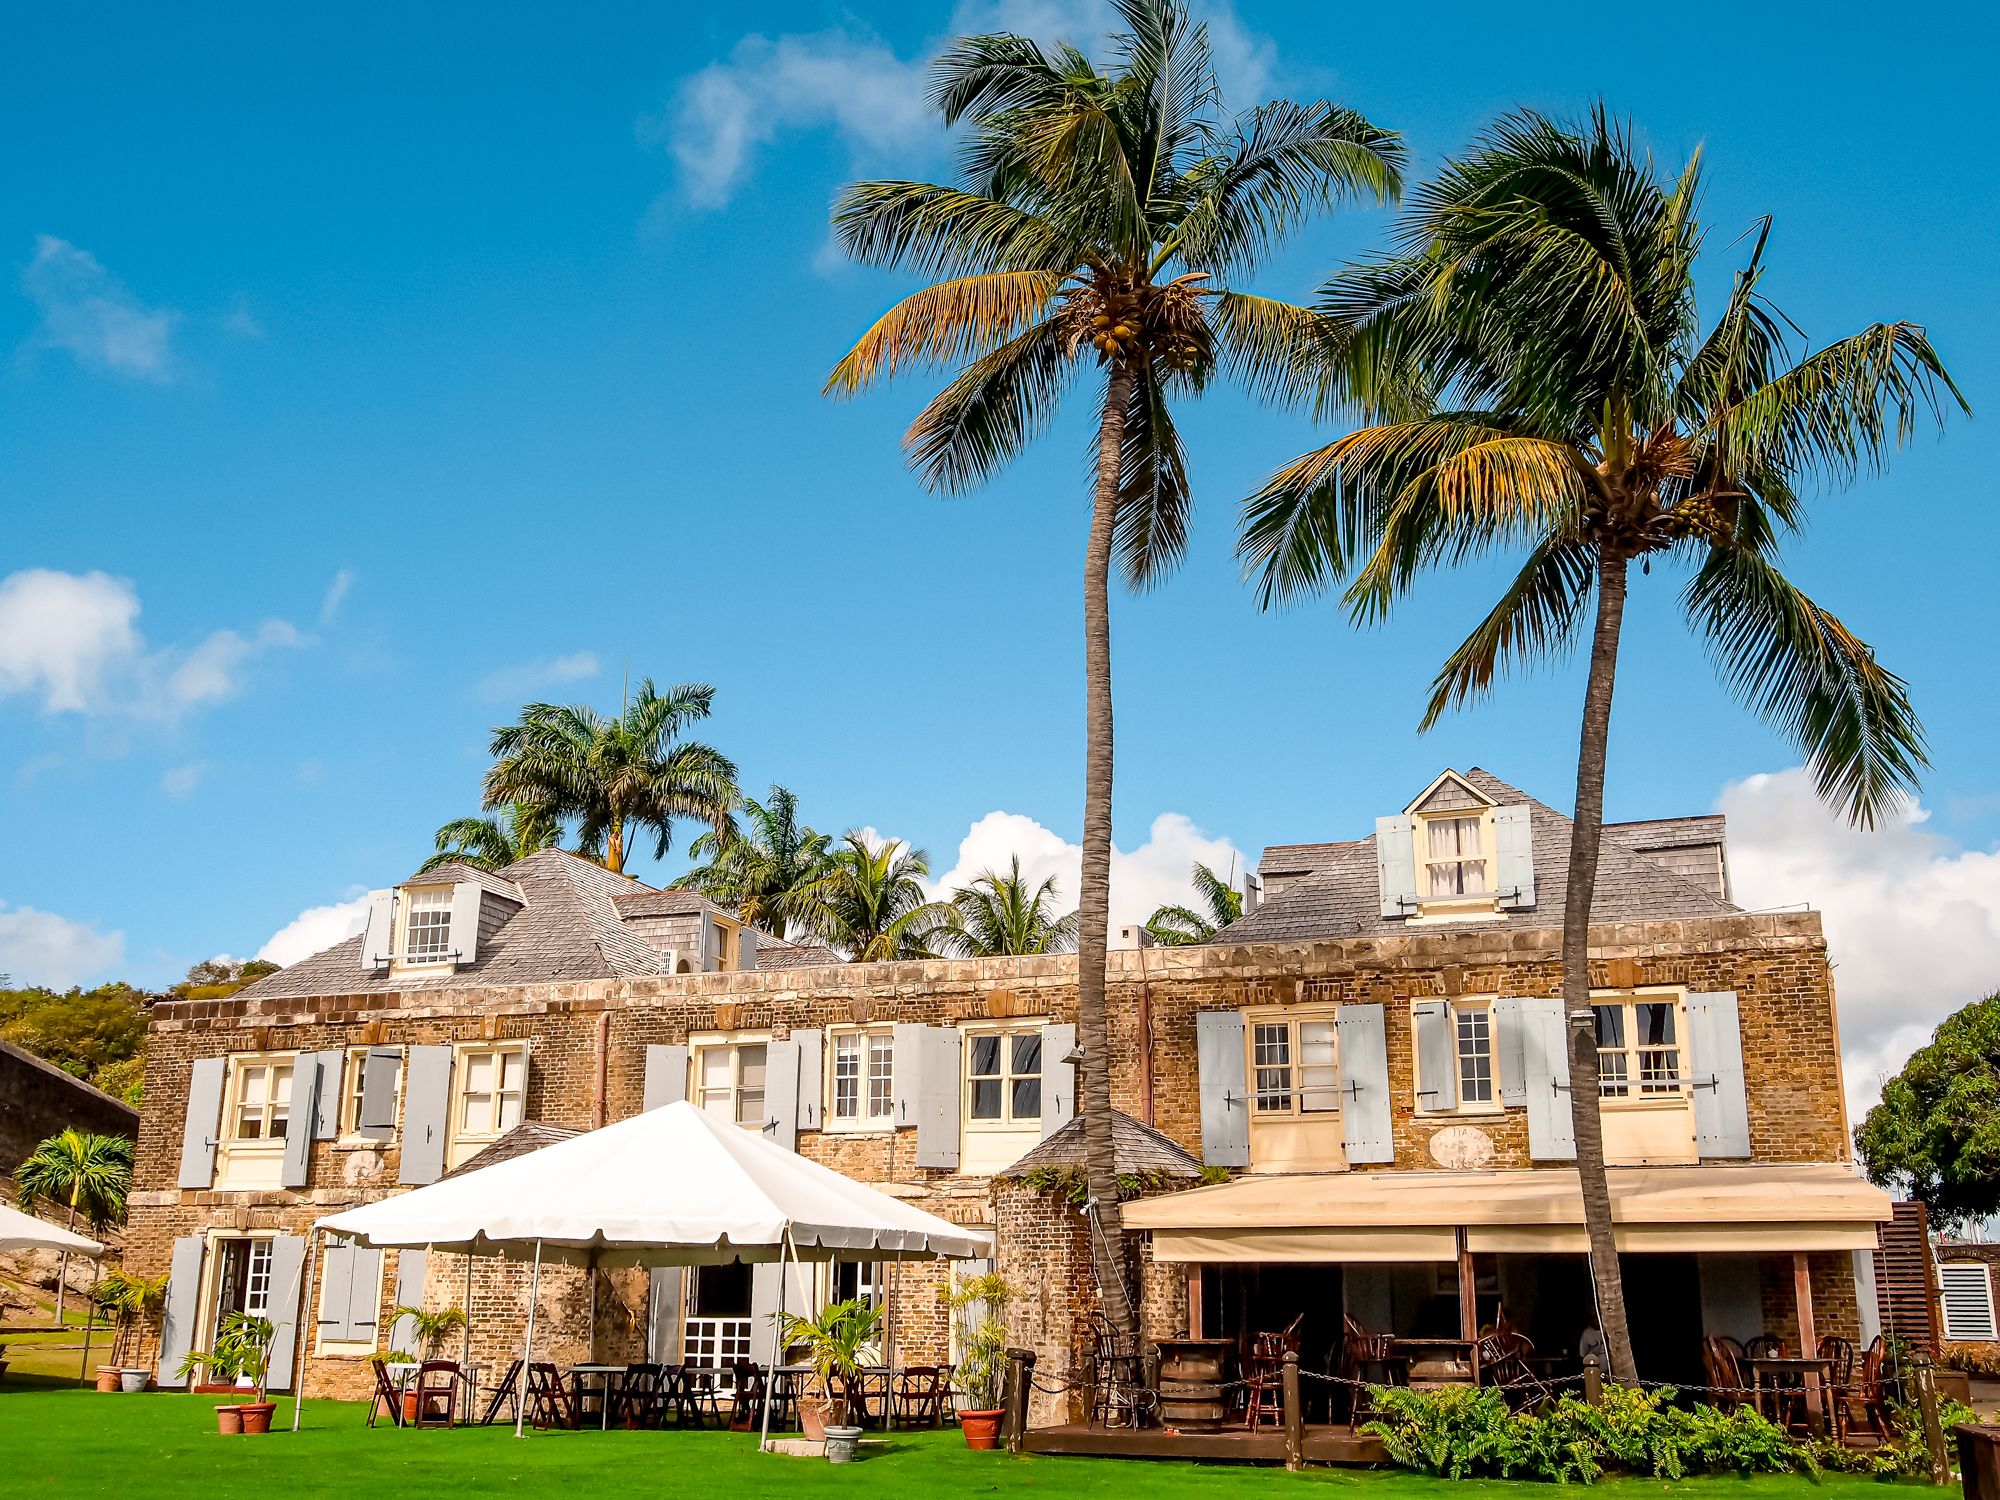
(643, 1044), (688, 1110)
(399, 1044), (453, 1185)
(358, 1046), (402, 1137)
(1412, 1001), (1457, 1112)
(647, 1268), (683, 1361)
(791, 1029), (823, 1131)
(360, 888), (395, 968)
(1375, 816), (1417, 918)
(749, 1262), (782, 1365)
(1520, 997), (1576, 1160)
(448, 882), (483, 966)
(516, 1039), (533, 1117)
(891, 1022), (924, 1128)
(281, 1053), (321, 1188)
(310, 1050), (343, 1140)
(1337, 1003), (1395, 1164)
(263, 1234), (307, 1391)
(1685, 990), (1751, 1158)
(158, 1234), (205, 1382)
(178, 1056), (227, 1189)
(1040, 1022), (1077, 1139)
(766, 1040), (802, 1149)
(389, 1249), (428, 1357)
(699, 912), (722, 971)
(737, 927), (758, 972)
(320, 1239), (384, 1345)
(913, 1027), (962, 1169)
(1494, 804), (1536, 908)
(1195, 1010), (1249, 1168)
(1494, 999), (1529, 1107)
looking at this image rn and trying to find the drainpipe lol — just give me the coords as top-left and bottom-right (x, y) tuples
(593, 1009), (612, 1128)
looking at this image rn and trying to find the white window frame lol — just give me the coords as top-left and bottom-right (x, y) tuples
(1244, 1009), (1341, 1118)
(826, 1027), (895, 1132)
(1435, 997), (1501, 1114)
(395, 884), (456, 970)
(338, 1046), (402, 1139)
(450, 1042), (526, 1153)
(1592, 989), (1690, 1101)
(1941, 1263), (1999, 1342)
(222, 1054), (297, 1146)
(1409, 806), (1499, 916)
(962, 1025), (1045, 1131)
(691, 1034), (771, 1130)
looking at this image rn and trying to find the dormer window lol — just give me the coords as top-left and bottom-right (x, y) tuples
(401, 887), (455, 965)
(1376, 771), (1537, 921)
(1423, 814), (1490, 899)
(359, 880), (485, 973)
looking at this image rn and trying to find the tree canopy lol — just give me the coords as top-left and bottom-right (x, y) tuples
(1856, 991), (2000, 1231)
(1145, 860), (1243, 945)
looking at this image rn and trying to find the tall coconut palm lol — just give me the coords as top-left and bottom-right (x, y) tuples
(1239, 108), (1965, 1381)
(946, 855), (1081, 956)
(1144, 859), (1242, 945)
(669, 785), (838, 941)
(16, 1128), (132, 1323)
(420, 800), (561, 873)
(824, 0), (1402, 1340)
(797, 832), (956, 962)
(482, 680), (737, 875)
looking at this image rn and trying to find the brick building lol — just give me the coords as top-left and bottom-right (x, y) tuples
(124, 767), (1888, 1409)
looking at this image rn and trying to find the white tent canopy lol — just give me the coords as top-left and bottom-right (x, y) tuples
(315, 1100), (991, 1264)
(0, 1202), (103, 1255)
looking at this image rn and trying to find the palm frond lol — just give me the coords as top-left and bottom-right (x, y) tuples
(905, 317), (1076, 494)
(1112, 361), (1192, 589)
(825, 271), (1064, 395)
(831, 181), (1074, 278)
(1420, 535), (1598, 729)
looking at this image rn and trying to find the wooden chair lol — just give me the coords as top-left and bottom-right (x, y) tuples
(1700, 1337), (1751, 1413)
(1817, 1335), (1856, 1389)
(894, 1365), (948, 1429)
(525, 1361), (578, 1430)
(366, 1355), (405, 1428)
(410, 1360), (460, 1427)
(1244, 1328), (1298, 1428)
(613, 1363), (668, 1429)
(1084, 1311), (1151, 1429)
(479, 1359), (522, 1425)
(1479, 1331), (1551, 1412)
(1836, 1335), (1890, 1442)
(726, 1361), (768, 1430)
(1744, 1334), (1788, 1360)
(1340, 1314), (1405, 1424)
(674, 1365), (723, 1428)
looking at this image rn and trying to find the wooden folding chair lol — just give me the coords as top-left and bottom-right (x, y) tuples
(410, 1361), (459, 1428)
(893, 1366), (947, 1429)
(479, 1359), (523, 1426)
(526, 1362), (579, 1430)
(366, 1355), (405, 1428)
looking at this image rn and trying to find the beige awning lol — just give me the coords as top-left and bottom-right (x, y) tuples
(1126, 1163), (1891, 1263)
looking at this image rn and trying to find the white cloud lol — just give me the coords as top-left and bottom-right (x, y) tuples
(927, 809), (1247, 936)
(1720, 768), (2000, 1126)
(475, 650), (601, 702)
(656, 1), (1277, 208)
(20, 235), (179, 380)
(0, 901), (123, 988)
(0, 568), (302, 719)
(319, 568), (355, 626)
(161, 762), (207, 798)
(257, 894), (370, 967)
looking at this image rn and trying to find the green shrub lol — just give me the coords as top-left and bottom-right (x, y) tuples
(1363, 1384), (1515, 1478)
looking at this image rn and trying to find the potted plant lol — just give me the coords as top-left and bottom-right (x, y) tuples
(176, 1345), (250, 1432)
(214, 1311), (280, 1433)
(93, 1270), (169, 1392)
(946, 1271), (1014, 1450)
(389, 1304), (467, 1423)
(772, 1296), (882, 1456)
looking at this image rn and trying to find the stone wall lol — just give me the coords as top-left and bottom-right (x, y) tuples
(0, 1038), (139, 1176)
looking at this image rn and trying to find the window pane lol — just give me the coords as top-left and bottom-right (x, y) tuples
(1457, 1008), (1494, 1104)
(1592, 1006), (1625, 1048)
(465, 1055), (494, 1094)
(867, 1035), (894, 1118)
(1254, 1066), (1291, 1112)
(1011, 1077), (1042, 1120)
(701, 1050), (732, 1089)
(1252, 1024), (1291, 1068)
(1298, 1022), (1337, 1066)
(738, 1045), (767, 1090)
(970, 1079), (1002, 1119)
(1636, 1003), (1676, 1047)
(968, 1035), (1001, 1078)
(736, 1088), (764, 1127)
(833, 1036), (859, 1119)
(1010, 1033), (1042, 1079)
(1298, 1065), (1341, 1113)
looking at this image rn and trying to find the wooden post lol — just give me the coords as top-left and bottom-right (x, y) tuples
(1186, 1265), (1203, 1340)
(1456, 1228), (1478, 1343)
(1912, 1359), (1952, 1486)
(1003, 1348), (1035, 1455)
(1793, 1251), (1825, 1437)
(1583, 1354), (1603, 1407)
(1282, 1350), (1304, 1472)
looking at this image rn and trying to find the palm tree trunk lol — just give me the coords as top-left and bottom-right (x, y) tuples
(1079, 362), (1136, 1341)
(1562, 547), (1637, 1384)
(55, 1201), (76, 1325)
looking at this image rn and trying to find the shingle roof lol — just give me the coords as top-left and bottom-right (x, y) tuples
(435, 1121), (581, 1181)
(997, 1109), (1205, 1179)
(395, 863), (524, 905)
(755, 940), (843, 970)
(1222, 768), (1737, 944)
(611, 889), (726, 919)
(1600, 815), (1726, 852)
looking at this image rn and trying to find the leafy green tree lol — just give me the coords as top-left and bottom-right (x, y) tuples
(795, 832), (955, 962)
(1144, 860), (1243, 945)
(1238, 108), (1963, 1381)
(16, 1128), (133, 1322)
(824, 0), (1402, 1341)
(1857, 992), (2000, 1231)
(670, 785), (838, 941)
(0, 983), (149, 1084)
(945, 855), (1080, 956)
(171, 958), (280, 1002)
(482, 679), (738, 875)
(421, 801), (561, 873)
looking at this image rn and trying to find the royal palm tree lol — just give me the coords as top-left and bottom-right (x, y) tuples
(1239, 108), (1965, 1381)
(482, 680), (737, 875)
(670, 785), (838, 941)
(824, 0), (1402, 1340)
(420, 801), (561, 873)
(945, 855), (1081, 956)
(16, 1128), (132, 1323)
(796, 832), (955, 962)
(1144, 860), (1242, 945)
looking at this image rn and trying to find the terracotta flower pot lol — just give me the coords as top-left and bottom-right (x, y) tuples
(959, 1409), (1005, 1450)
(796, 1395), (830, 1442)
(95, 1367), (121, 1393)
(215, 1405), (245, 1435)
(403, 1392), (421, 1425)
(239, 1401), (277, 1435)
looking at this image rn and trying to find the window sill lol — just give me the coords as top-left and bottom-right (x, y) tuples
(1414, 1106), (1504, 1121)
(822, 1122), (896, 1137)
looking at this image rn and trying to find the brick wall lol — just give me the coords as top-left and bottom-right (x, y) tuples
(0, 1038), (139, 1175)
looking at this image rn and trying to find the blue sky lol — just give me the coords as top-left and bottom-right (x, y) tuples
(1, 1), (1994, 1104)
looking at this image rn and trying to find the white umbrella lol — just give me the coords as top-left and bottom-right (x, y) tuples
(0, 1202), (102, 1255)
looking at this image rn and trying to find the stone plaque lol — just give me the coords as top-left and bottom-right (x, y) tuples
(1428, 1124), (1495, 1170)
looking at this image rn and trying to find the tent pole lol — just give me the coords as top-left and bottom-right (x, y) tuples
(77, 1257), (101, 1385)
(516, 1241), (543, 1439)
(760, 1226), (793, 1454)
(291, 1228), (323, 1433)
(463, 1254), (474, 1375)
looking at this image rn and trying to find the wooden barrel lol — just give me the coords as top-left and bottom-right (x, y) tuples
(1157, 1378), (1229, 1432)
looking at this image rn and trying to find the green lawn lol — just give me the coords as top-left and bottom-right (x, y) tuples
(0, 1388), (1953, 1500)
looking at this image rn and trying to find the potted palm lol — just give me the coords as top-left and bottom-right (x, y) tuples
(176, 1343), (250, 1432)
(214, 1311), (279, 1433)
(772, 1297), (881, 1457)
(94, 1270), (169, 1391)
(390, 1304), (467, 1423)
(946, 1271), (1014, 1450)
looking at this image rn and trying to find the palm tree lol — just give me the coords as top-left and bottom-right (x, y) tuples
(824, 0), (1403, 1341)
(1144, 860), (1242, 945)
(482, 680), (738, 875)
(420, 801), (561, 873)
(796, 832), (955, 962)
(945, 855), (1081, 956)
(16, 1128), (132, 1323)
(1239, 108), (1965, 1382)
(669, 785), (838, 941)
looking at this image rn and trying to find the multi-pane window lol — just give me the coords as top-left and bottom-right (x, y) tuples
(697, 1042), (767, 1128)
(1423, 815), (1488, 898)
(966, 1030), (1041, 1124)
(1249, 1018), (1339, 1115)
(456, 1047), (525, 1137)
(402, 886), (455, 964)
(1455, 1006), (1494, 1104)
(1594, 999), (1683, 1097)
(231, 1061), (294, 1140)
(831, 1031), (894, 1126)
(341, 1047), (401, 1135)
